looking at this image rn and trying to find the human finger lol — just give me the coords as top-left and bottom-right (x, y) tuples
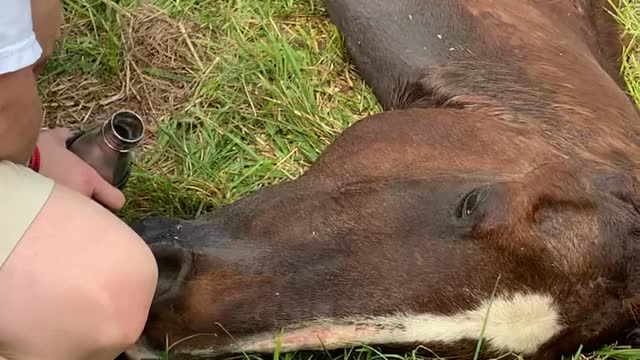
(90, 172), (126, 210)
(47, 127), (71, 142)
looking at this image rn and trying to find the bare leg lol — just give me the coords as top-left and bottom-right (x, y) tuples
(0, 179), (158, 360)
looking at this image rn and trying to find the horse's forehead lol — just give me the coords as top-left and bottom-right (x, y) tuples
(307, 109), (565, 185)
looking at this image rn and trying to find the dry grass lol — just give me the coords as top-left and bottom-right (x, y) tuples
(40, 1), (214, 148)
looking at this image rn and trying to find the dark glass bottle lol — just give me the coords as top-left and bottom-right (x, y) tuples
(65, 110), (145, 189)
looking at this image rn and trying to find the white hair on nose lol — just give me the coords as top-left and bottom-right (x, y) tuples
(149, 291), (564, 358)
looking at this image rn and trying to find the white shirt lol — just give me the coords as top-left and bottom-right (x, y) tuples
(0, 0), (42, 74)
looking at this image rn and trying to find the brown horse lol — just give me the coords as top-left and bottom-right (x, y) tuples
(125, 1), (640, 359)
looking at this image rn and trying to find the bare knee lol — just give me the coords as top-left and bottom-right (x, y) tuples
(0, 183), (158, 360)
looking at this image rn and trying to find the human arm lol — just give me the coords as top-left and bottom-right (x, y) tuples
(0, 0), (48, 165)
(0, 0), (125, 209)
(0, 0), (63, 163)
(0, 65), (43, 165)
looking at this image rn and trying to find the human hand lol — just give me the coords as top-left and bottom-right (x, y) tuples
(35, 127), (126, 210)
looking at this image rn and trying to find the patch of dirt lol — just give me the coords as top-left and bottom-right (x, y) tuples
(40, 1), (216, 149)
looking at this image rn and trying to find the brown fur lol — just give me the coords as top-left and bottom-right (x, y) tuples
(128, 1), (640, 359)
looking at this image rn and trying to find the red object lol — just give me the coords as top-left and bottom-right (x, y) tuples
(28, 145), (41, 172)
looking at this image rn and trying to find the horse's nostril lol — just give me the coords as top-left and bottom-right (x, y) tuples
(624, 327), (640, 348)
(149, 241), (193, 307)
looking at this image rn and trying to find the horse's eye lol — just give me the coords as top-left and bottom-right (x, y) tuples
(457, 188), (487, 218)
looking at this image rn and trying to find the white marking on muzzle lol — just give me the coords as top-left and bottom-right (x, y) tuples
(185, 291), (563, 358)
(123, 338), (162, 360)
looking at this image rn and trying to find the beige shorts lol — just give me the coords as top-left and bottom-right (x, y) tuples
(0, 160), (54, 268)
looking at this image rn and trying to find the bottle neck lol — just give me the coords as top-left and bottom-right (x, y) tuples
(101, 111), (145, 152)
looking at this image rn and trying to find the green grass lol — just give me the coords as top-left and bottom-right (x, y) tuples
(42, 0), (380, 220)
(38, 0), (640, 359)
(611, 0), (640, 106)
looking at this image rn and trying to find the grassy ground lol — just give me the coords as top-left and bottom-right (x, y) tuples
(42, 0), (380, 222)
(40, 0), (640, 359)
